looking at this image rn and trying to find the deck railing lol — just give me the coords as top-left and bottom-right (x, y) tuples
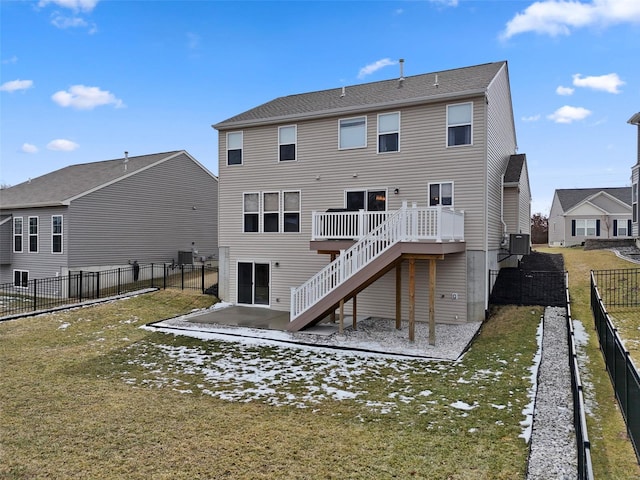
(311, 205), (464, 242)
(292, 203), (464, 320)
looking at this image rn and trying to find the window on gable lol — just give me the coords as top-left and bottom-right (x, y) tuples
(14, 270), (28, 288)
(263, 192), (280, 232)
(28, 216), (38, 253)
(227, 131), (243, 165)
(243, 193), (259, 232)
(447, 103), (472, 146)
(339, 116), (366, 149)
(279, 126), (296, 161)
(378, 112), (399, 153)
(52, 215), (63, 254)
(429, 182), (453, 207)
(13, 217), (23, 253)
(283, 191), (300, 232)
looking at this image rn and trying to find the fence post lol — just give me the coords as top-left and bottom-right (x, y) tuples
(201, 264), (205, 293)
(181, 264), (185, 290)
(151, 263), (154, 288)
(32, 278), (37, 311)
(96, 271), (101, 299)
(79, 271), (83, 302)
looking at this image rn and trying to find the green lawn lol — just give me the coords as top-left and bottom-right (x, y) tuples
(1, 291), (541, 479)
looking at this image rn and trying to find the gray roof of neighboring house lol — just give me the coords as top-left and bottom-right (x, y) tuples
(213, 61), (508, 129)
(0, 151), (185, 209)
(555, 187), (632, 211)
(504, 154), (526, 184)
(628, 112), (640, 125)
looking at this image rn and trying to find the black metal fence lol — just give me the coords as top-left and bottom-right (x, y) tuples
(488, 269), (567, 307)
(566, 277), (595, 479)
(591, 268), (640, 308)
(0, 263), (218, 318)
(590, 271), (640, 464)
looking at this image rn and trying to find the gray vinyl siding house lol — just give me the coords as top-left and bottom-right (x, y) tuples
(0, 150), (218, 284)
(630, 113), (640, 238)
(213, 61), (528, 329)
(548, 188), (632, 247)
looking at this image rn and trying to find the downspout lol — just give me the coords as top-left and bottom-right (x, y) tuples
(500, 173), (508, 246)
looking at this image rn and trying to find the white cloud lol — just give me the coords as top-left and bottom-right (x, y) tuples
(38, 0), (99, 12)
(21, 143), (39, 154)
(547, 105), (592, 124)
(357, 58), (397, 79)
(186, 32), (200, 50)
(428, 0), (459, 6)
(572, 73), (625, 93)
(47, 139), (79, 151)
(0, 79), (33, 93)
(2, 55), (18, 64)
(501, 0), (640, 39)
(522, 114), (541, 122)
(51, 85), (124, 110)
(556, 85), (574, 96)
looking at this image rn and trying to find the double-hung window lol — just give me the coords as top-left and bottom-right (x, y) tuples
(243, 193), (259, 232)
(279, 126), (296, 161)
(447, 103), (472, 146)
(13, 217), (23, 253)
(339, 116), (366, 149)
(378, 112), (399, 153)
(283, 191), (300, 232)
(633, 183), (638, 223)
(28, 216), (38, 252)
(575, 219), (597, 236)
(263, 192), (280, 232)
(52, 215), (63, 254)
(227, 131), (243, 165)
(14, 270), (28, 288)
(429, 182), (454, 207)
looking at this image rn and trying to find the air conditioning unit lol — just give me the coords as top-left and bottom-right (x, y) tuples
(509, 234), (530, 255)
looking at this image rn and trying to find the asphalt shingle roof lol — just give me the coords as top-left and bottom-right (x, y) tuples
(0, 151), (183, 209)
(505, 154), (526, 184)
(214, 61), (507, 129)
(555, 187), (631, 211)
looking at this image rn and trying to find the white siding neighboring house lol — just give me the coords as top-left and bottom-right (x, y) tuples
(548, 188), (632, 247)
(0, 151), (218, 285)
(213, 61), (529, 331)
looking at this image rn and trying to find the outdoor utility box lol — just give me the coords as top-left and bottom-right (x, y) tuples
(509, 234), (531, 255)
(178, 250), (193, 265)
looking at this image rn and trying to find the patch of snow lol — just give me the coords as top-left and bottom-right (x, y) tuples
(450, 401), (478, 411)
(520, 317), (543, 444)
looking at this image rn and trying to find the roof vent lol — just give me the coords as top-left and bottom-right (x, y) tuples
(398, 58), (405, 85)
(124, 151), (129, 172)
(434, 74), (439, 88)
(340, 86), (345, 98)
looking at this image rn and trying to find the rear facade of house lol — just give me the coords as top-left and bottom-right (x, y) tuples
(214, 61), (528, 328)
(0, 151), (218, 285)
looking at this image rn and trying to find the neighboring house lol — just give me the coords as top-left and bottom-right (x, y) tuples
(548, 188), (632, 247)
(630, 113), (640, 238)
(213, 60), (529, 331)
(0, 150), (218, 286)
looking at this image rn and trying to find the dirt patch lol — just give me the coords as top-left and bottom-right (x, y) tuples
(520, 251), (565, 272)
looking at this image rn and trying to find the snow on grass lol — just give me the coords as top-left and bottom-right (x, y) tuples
(519, 317), (544, 443)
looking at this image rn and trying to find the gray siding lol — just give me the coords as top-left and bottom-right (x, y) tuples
(548, 193), (566, 246)
(503, 187), (518, 234)
(518, 164), (531, 235)
(68, 152), (218, 267)
(0, 206), (69, 283)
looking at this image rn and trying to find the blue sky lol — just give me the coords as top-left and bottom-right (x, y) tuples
(1, 0), (639, 215)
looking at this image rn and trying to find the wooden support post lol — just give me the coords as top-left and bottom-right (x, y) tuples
(352, 295), (357, 330)
(408, 258), (415, 342)
(339, 298), (345, 335)
(429, 258), (436, 346)
(395, 262), (402, 330)
(330, 252), (337, 323)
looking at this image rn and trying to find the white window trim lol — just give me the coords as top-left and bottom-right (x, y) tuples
(243, 192), (260, 233)
(227, 131), (243, 166)
(52, 215), (63, 254)
(428, 181), (455, 207)
(278, 125), (297, 162)
(377, 112), (400, 154)
(446, 102), (473, 148)
(575, 219), (597, 237)
(28, 216), (38, 253)
(13, 216), (23, 253)
(13, 269), (29, 289)
(633, 183), (638, 224)
(262, 191), (280, 233)
(283, 190), (301, 233)
(338, 116), (367, 150)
